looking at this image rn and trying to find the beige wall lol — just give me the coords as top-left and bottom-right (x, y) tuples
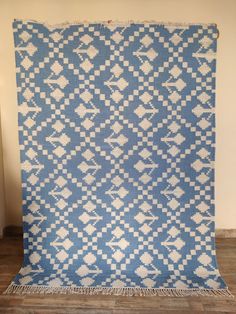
(0, 0), (235, 230)
(0, 118), (6, 237)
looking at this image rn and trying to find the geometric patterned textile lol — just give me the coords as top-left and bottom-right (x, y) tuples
(5, 20), (232, 297)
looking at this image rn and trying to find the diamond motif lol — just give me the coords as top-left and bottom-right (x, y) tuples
(29, 252), (41, 264)
(51, 88), (64, 101)
(112, 176), (124, 187)
(112, 227), (124, 238)
(200, 36), (213, 49)
(84, 224), (96, 235)
(141, 34), (153, 47)
(23, 88), (34, 101)
(50, 32), (62, 42)
(56, 199), (67, 210)
(84, 253), (96, 265)
(21, 56), (33, 70)
(53, 146), (66, 157)
(170, 65), (182, 78)
(197, 202), (209, 212)
(79, 213), (90, 224)
(112, 122), (123, 134)
(112, 250), (125, 262)
(168, 145), (180, 157)
(198, 118), (210, 130)
(170, 33), (182, 45)
(168, 199), (180, 210)
(87, 46), (98, 59)
(112, 198), (124, 209)
(169, 250), (181, 263)
(139, 148), (151, 159)
(24, 117), (35, 128)
(197, 173), (209, 184)
(81, 34), (93, 45)
(82, 149), (94, 161)
(198, 63), (210, 75)
(84, 174), (95, 184)
(62, 239), (73, 250)
(51, 61), (63, 75)
(56, 227), (69, 238)
(26, 148), (37, 160)
(139, 223), (152, 235)
(169, 91), (181, 103)
(111, 32), (123, 44)
(19, 30), (31, 42)
(56, 250), (68, 262)
(81, 59), (93, 72)
(52, 121), (64, 132)
(28, 174), (38, 185)
(140, 202), (152, 212)
(55, 176), (67, 188)
(111, 64), (123, 77)
(81, 118), (94, 130)
(111, 90), (123, 103)
(84, 201), (96, 212)
(198, 92), (210, 104)
(139, 92), (153, 104)
(139, 118), (152, 130)
(111, 147), (123, 158)
(30, 225), (40, 235)
(140, 61), (153, 75)
(140, 174), (152, 184)
(80, 90), (93, 103)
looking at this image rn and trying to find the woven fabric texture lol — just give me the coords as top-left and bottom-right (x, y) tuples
(5, 20), (231, 297)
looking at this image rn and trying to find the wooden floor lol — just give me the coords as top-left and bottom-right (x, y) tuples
(0, 237), (235, 313)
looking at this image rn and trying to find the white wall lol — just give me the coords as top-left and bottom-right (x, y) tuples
(0, 0), (235, 229)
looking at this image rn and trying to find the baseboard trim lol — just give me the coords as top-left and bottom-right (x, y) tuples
(216, 229), (236, 238)
(2, 226), (236, 238)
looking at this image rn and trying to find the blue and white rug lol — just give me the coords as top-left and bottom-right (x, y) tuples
(5, 19), (232, 297)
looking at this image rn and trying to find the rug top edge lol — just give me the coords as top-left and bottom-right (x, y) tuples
(13, 18), (217, 28)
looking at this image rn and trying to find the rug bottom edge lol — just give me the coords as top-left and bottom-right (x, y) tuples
(3, 283), (234, 298)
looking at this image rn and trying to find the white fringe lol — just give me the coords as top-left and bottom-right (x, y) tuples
(14, 19), (217, 29)
(3, 283), (234, 298)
